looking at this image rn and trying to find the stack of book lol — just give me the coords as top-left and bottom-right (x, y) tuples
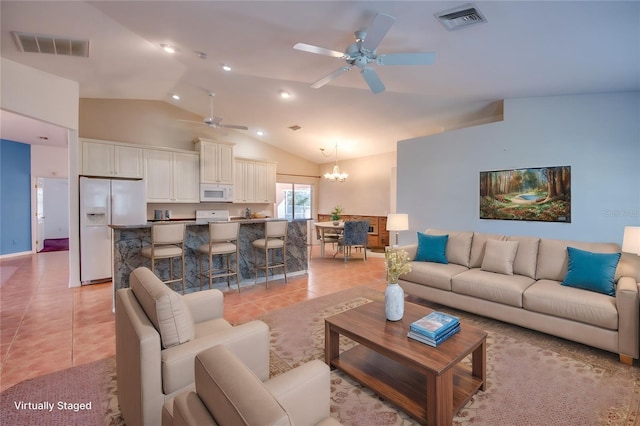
(407, 311), (460, 347)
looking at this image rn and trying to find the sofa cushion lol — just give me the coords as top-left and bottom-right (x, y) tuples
(561, 247), (621, 296)
(130, 266), (195, 349)
(415, 232), (448, 263)
(506, 235), (540, 279)
(402, 261), (469, 291)
(194, 345), (291, 426)
(452, 269), (535, 308)
(426, 229), (473, 267)
(469, 233), (506, 268)
(536, 239), (622, 282)
(523, 279), (618, 330)
(481, 240), (519, 275)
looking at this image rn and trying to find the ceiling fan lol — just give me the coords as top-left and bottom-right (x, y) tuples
(178, 92), (248, 130)
(294, 13), (435, 94)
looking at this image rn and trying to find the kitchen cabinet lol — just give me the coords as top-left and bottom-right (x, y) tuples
(144, 148), (199, 203)
(233, 158), (276, 203)
(194, 138), (234, 184)
(82, 139), (143, 178)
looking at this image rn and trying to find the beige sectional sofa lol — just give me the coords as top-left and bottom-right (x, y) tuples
(397, 229), (640, 364)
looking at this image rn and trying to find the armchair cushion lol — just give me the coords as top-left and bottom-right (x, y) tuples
(130, 267), (195, 349)
(195, 345), (291, 426)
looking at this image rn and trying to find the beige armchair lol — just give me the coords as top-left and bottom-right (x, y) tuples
(116, 267), (270, 426)
(162, 345), (342, 426)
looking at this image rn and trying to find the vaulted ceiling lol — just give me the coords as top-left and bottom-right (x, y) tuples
(1, 1), (638, 162)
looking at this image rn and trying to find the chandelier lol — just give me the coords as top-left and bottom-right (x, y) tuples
(320, 144), (348, 182)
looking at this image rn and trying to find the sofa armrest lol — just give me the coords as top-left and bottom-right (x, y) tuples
(161, 320), (270, 394)
(171, 391), (217, 426)
(617, 276), (639, 358)
(264, 360), (331, 426)
(183, 289), (224, 324)
(396, 243), (418, 261)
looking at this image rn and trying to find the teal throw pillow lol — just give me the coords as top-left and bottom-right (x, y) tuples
(415, 232), (448, 264)
(561, 246), (621, 296)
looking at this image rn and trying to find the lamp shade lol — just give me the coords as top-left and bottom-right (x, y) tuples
(386, 214), (409, 231)
(622, 226), (640, 255)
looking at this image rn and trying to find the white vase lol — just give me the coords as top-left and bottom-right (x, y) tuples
(385, 282), (404, 321)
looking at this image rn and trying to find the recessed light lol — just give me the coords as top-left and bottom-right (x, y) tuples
(38, 136), (49, 140)
(256, 130), (264, 136)
(171, 94), (180, 100)
(279, 90), (291, 99)
(161, 44), (175, 53)
(221, 64), (232, 71)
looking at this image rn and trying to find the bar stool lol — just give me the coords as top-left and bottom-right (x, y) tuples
(141, 223), (186, 293)
(252, 221), (288, 288)
(197, 221), (240, 292)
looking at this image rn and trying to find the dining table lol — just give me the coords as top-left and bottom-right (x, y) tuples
(314, 221), (344, 257)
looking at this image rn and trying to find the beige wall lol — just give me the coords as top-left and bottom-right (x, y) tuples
(318, 151), (396, 217)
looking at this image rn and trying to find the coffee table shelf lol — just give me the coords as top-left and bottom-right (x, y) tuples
(330, 344), (484, 422)
(325, 301), (487, 426)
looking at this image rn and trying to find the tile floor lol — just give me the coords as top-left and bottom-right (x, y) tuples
(0, 246), (387, 392)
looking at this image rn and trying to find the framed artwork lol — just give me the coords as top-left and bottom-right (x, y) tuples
(480, 166), (571, 222)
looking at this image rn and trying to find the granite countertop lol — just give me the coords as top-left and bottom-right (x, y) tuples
(109, 217), (288, 229)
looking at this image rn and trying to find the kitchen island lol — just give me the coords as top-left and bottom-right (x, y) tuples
(110, 218), (309, 294)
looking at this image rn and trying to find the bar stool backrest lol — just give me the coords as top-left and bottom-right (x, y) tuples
(209, 222), (240, 242)
(266, 221), (288, 238)
(152, 223), (186, 245)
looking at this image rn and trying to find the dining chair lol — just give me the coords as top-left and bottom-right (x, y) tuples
(337, 220), (370, 263)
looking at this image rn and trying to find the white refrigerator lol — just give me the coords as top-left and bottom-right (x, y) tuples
(80, 177), (147, 284)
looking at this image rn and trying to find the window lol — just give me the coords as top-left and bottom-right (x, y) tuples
(276, 183), (312, 220)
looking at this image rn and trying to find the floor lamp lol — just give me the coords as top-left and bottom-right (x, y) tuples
(386, 214), (409, 247)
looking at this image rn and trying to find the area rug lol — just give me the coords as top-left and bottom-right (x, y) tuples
(39, 238), (69, 252)
(0, 357), (118, 426)
(1, 287), (638, 425)
(261, 287), (640, 426)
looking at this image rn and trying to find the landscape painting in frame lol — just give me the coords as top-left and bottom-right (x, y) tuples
(480, 166), (571, 222)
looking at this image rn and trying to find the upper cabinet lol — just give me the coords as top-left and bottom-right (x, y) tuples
(144, 148), (200, 203)
(233, 158), (276, 203)
(194, 138), (234, 184)
(81, 139), (143, 178)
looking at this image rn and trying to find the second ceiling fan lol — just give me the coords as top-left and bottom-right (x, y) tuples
(179, 92), (248, 130)
(294, 13), (436, 94)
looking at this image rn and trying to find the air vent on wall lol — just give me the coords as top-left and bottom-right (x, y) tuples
(435, 4), (487, 31)
(12, 32), (90, 57)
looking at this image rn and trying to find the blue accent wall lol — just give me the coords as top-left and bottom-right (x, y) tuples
(397, 92), (640, 245)
(1, 139), (32, 255)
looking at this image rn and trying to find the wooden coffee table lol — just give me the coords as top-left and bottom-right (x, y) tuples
(325, 300), (487, 426)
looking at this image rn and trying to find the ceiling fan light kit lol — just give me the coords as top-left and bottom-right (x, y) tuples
(293, 12), (436, 94)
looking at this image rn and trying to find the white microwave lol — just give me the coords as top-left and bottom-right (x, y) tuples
(200, 184), (234, 202)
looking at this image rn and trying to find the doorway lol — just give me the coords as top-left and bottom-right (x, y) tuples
(35, 177), (69, 252)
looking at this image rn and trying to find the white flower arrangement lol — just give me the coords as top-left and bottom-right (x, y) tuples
(385, 248), (412, 283)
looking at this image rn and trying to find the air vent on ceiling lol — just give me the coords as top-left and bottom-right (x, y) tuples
(12, 32), (90, 57)
(435, 4), (487, 31)
(288, 125), (302, 131)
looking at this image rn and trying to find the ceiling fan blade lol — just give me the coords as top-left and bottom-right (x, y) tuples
(294, 43), (345, 58)
(310, 66), (352, 89)
(361, 14), (395, 53)
(377, 52), (436, 66)
(177, 119), (205, 125)
(361, 67), (385, 94)
(220, 124), (249, 130)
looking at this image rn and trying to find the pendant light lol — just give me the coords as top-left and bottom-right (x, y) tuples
(320, 144), (348, 182)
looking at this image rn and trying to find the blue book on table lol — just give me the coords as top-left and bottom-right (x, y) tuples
(410, 311), (459, 339)
(408, 324), (461, 347)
